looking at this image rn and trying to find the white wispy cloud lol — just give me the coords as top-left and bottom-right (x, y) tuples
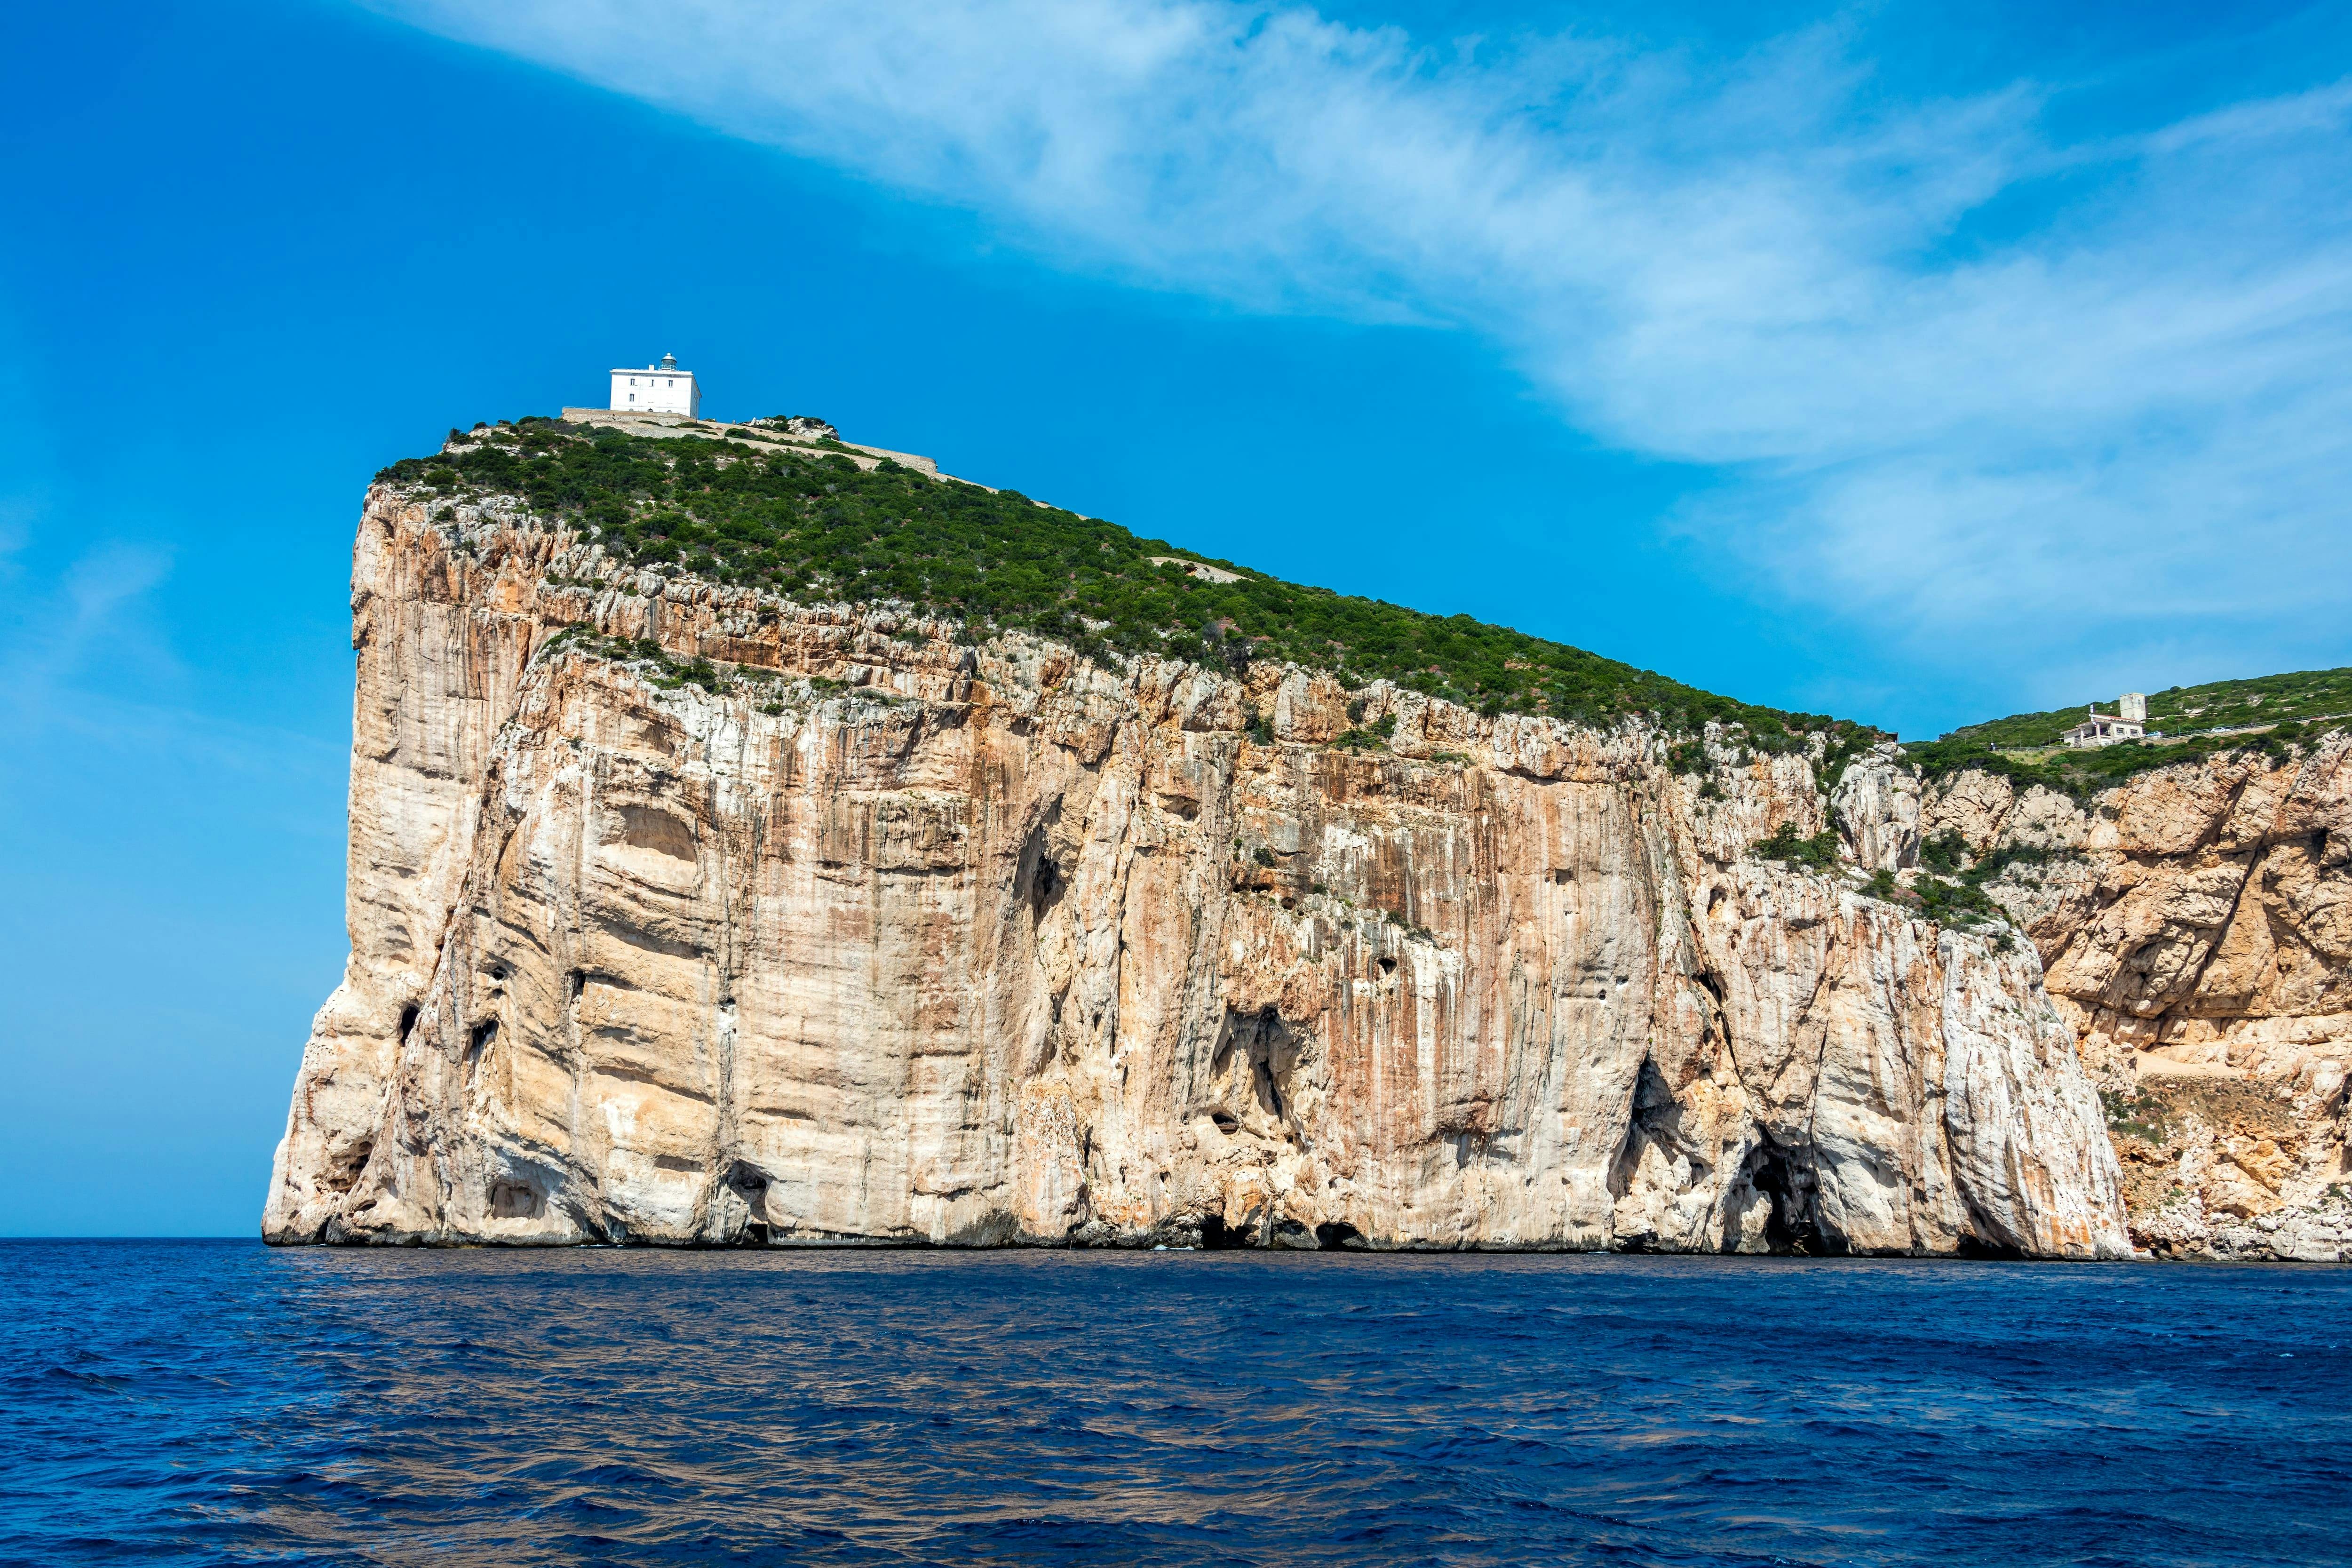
(0, 525), (343, 791)
(370, 0), (2352, 702)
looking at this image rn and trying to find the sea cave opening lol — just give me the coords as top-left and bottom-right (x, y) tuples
(1199, 1214), (1254, 1250)
(1744, 1139), (1832, 1257)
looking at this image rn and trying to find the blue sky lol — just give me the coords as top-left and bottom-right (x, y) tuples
(3, 0), (2347, 1234)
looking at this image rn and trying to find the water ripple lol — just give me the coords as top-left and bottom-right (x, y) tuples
(0, 1243), (2346, 1564)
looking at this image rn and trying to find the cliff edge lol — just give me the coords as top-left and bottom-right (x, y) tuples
(264, 429), (2127, 1255)
(1926, 752), (2352, 1259)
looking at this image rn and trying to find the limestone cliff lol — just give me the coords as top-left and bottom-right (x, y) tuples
(1925, 753), (2352, 1259)
(264, 481), (2127, 1256)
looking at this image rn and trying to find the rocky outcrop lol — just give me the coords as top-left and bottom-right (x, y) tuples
(263, 484), (2127, 1256)
(1924, 747), (2352, 1259)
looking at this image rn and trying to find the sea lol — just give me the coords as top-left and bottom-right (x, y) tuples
(3, 1240), (2346, 1566)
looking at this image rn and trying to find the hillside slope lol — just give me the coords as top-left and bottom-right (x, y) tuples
(1943, 669), (2352, 749)
(390, 415), (1863, 744)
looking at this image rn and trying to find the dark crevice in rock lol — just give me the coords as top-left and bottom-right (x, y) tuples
(1609, 1057), (1708, 1199)
(488, 1179), (544, 1219)
(1255, 1055), (1287, 1120)
(319, 1138), (374, 1197)
(1212, 1006), (1301, 1127)
(1016, 827), (1066, 922)
(1199, 1213), (1253, 1249)
(1742, 1137), (1833, 1256)
(1269, 1217), (1313, 1249)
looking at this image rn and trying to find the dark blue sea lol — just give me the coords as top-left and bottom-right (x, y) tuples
(4, 1242), (2347, 1566)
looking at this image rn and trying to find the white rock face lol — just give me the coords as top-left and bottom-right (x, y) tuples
(263, 489), (2128, 1256)
(1923, 742), (2352, 1259)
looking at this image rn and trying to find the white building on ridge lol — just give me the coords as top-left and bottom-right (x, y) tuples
(611, 353), (699, 417)
(2062, 692), (2149, 748)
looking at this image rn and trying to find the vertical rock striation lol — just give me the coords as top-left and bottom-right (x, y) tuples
(1925, 748), (2352, 1258)
(265, 487), (2128, 1256)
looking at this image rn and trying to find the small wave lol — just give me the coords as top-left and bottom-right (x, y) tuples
(0, 1243), (2348, 1565)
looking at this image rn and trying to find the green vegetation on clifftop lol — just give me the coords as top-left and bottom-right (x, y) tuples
(1943, 668), (2352, 748)
(1910, 667), (2350, 802)
(386, 419), (1866, 740)
(1906, 721), (2338, 803)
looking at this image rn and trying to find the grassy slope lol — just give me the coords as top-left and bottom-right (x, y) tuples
(1943, 669), (2352, 748)
(388, 417), (1869, 745)
(1904, 731), (2293, 803)
(1913, 668), (2352, 802)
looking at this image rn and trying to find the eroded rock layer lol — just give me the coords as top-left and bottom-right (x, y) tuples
(264, 488), (2127, 1256)
(1927, 751), (2352, 1259)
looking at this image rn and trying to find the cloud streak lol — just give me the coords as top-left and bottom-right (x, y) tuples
(372, 0), (2352, 701)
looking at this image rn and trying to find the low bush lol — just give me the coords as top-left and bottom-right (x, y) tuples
(381, 422), (1879, 740)
(1752, 825), (1839, 872)
(1918, 830), (1967, 875)
(1943, 669), (2352, 749)
(1900, 732), (2313, 803)
(1912, 876), (2003, 927)
(1861, 869), (1909, 904)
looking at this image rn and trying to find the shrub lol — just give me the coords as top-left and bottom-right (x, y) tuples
(1904, 735), (2247, 804)
(1752, 824), (1839, 871)
(2100, 1087), (2174, 1144)
(376, 422), (1879, 739)
(1919, 831), (1968, 875)
(1942, 668), (2352, 750)
(1816, 730), (1876, 794)
(1912, 876), (2003, 926)
(1332, 714), (1396, 751)
(1861, 868), (1908, 904)
(1967, 844), (2058, 883)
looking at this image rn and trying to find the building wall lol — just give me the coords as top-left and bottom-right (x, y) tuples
(610, 369), (699, 416)
(2065, 717), (2145, 748)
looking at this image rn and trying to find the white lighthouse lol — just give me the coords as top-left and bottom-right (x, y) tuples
(610, 353), (699, 417)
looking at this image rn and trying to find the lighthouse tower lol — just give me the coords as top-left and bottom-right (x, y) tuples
(610, 353), (699, 417)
